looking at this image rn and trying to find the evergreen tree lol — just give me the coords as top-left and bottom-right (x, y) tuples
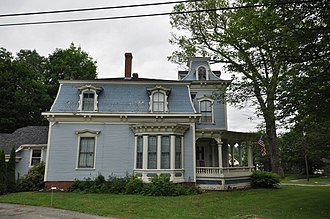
(0, 150), (6, 194)
(7, 146), (16, 192)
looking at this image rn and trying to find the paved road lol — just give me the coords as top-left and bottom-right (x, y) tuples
(0, 203), (116, 219)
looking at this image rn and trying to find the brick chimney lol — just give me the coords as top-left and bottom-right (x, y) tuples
(132, 73), (139, 79)
(124, 53), (133, 78)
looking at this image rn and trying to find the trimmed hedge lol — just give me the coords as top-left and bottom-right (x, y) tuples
(251, 171), (280, 188)
(68, 174), (200, 196)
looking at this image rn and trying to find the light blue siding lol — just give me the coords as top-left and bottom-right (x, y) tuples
(193, 90), (226, 129)
(46, 123), (135, 181)
(16, 150), (30, 178)
(183, 127), (194, 182)
(16, 148), (47, 178)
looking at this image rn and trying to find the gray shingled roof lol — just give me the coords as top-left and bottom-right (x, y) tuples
(0, 126), (48, 154)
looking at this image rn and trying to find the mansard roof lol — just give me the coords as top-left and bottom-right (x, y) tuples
(50, 78), (195, 113)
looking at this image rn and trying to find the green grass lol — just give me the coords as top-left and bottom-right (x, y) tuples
(0, 186), (329, 219)
(281, 175), (330, 185)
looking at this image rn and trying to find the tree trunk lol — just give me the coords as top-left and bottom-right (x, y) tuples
(264, 106), (284, 176)
(305, 153), (309, 181)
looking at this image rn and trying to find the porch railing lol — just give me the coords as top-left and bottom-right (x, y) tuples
(196, 166), (254, 177)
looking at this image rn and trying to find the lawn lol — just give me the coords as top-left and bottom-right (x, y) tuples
(281, 175), (330, 185)
(0, 186), (329, 219)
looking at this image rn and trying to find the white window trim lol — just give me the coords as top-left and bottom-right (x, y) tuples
(195, 65), (209, 80)
(147, 86), (171, 113)
(75, 129), (100, 170)
(198, 97), (214, 123)
(78, 85), (103, 112)
(134, 134), (184, 171)
(29, 148), (43, 167)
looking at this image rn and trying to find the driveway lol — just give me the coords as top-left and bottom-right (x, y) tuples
(0, 203), (116, 219)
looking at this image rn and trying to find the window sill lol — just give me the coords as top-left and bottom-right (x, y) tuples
(75, 168), (96, 171)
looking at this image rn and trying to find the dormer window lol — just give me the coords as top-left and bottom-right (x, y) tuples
(198, 98), (214, 123)
(78, 85), (103, 112)
(147, 86), (171, 113)
(82, 92), (95, 111)
(198, 66), (207, 80)
(153, 92), (165, 112)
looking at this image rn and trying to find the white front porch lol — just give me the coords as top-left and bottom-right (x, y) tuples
(195, 130), (257, 190)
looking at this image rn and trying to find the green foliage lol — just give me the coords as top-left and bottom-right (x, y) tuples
(6, 147), (16, 193)
(251, 171), (280, 188)
(170, 0), (329, 175)
(279, 125), (330, 175)
(143, 175), (178, 196)
(0, 44), (97, 133)
(125, 175), (144, 194)
(67, 174), (199, 196)
(45, 43), (97, 99)
(18, 162), (45, 192)
(0, 150), (6, 194)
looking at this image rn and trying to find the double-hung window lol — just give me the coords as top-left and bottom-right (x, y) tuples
(200, 100), (213, 123)
(82, 92), (95, 111)
(136, 136), (143, 169)
(78, 137), (95, 168)
(148, 136), (157, 169)
(30, 149), (42, 166)
(175, 136), (182, 169)
(78, 85), (103, 112)
(161, 136), (170, 169)
(152, 92), (165, 112)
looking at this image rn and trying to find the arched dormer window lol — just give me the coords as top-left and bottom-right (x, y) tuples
(147, 86), (171, 113)
(78, 85), (103, 112)
(153, 91), (165, 112)
(198, 66), (207, 80)
(198, 98), (214, 123)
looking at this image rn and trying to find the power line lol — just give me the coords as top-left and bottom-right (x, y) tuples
(0, 0), (202, 18)
(0, 0), (319, 27)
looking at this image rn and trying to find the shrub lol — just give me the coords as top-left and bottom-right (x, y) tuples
(125, 175), (144, 194)
(106, 175), (128, 194)
(18, 162), (45, 191)
(67, 174), (200, 196)
(251, 171), (280, 188)
(143, 175), (178, 196)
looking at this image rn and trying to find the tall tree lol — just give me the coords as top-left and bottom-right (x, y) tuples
(0, 44), (98, 133)
(0, 48), (16, 132)
(0, 48), (51, 132)
(45, 43), (97, 99)
(169, 0), (328, 175)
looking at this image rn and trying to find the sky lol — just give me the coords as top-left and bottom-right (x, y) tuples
(0, 0), (262, 132)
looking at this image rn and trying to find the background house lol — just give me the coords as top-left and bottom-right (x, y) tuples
(0, 126), (48, 178)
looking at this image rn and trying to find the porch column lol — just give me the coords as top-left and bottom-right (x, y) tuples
(230, 143), (234, 167)
(143, 135), (148, 169)
(157, 135), (161, 169)
(170, 135), (176, 169)
(247, 142), (253, 167)
(215, 138), (223, 168)
(238, 143), (242, 166)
